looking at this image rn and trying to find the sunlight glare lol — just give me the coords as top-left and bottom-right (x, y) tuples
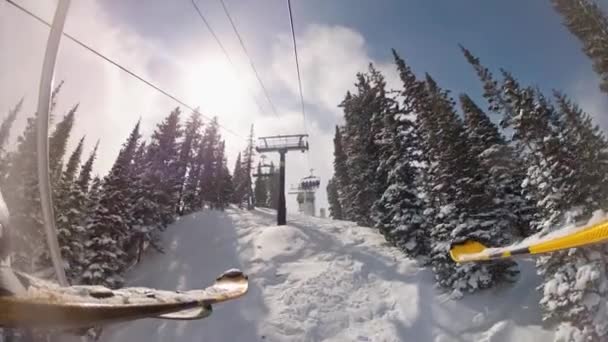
(180, 56), (256, 119)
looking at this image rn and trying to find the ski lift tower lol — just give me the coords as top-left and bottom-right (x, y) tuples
(288, 169), (321, 216)
(256, 134), (309, 225)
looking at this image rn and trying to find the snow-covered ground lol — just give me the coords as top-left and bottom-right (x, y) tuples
(102, 207), (555, 342)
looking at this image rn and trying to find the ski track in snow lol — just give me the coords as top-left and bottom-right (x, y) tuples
(101, 208), (555, 342)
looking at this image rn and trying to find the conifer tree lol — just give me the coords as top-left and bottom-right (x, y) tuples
(459, 45), (509, 116)
(553, 91), (608, 210)
(76, 141), (98, 193)
(267, 162), (279, 209)
(254, 162), (268, 207)
(199, 118), (221, 208)
(461, 47), (537, 237)
(552, 0), (608, 95)
(213, 140), (232, 209)
(127, 141), (164, 262)
(372, 51), (427, 258)
(49, 80), (65, 118)
(49, 105), (77, 182)
(533, 91), (608, 340)
(182, 138), (205, 214)
(143, 108), (182, 227)
(175, 111), (203, 214)
(242, 125), (255, 209)
(0, 98), (22, 152)
(0, 99), (23, 186)
(3, 116), (44, 271)
(231, 153), (245, 206)
(55, 137), (85, 280)
(82, 121), (141, 287)
(368, 67), (398, 204)
(419, 74), (516, 293)
(338, 64), (389, 226)
(326, 178), (342, 219)
(460, 94), (533, 237)
(1, 89), (73, 271)
(464, 49), (608, 337)
(331, 126), (349, 219)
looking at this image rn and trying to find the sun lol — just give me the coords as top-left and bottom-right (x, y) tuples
(180, 56), (257, 117)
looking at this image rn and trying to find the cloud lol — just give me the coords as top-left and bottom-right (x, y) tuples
(269, 24), (397, 128)
(1, 1), (392, 215)
(1, 0), (173, 174)
(567, 72), (608, 131)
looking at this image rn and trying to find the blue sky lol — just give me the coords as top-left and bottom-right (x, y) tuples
(3, 0), (608, 213)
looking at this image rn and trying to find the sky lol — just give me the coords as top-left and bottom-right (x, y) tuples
(1, 0), (608, 214)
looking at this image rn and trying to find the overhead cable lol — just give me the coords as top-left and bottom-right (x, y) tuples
(218, 0), (279, 117)
(6, 0), (245, 139)
(191, 0), (268, 116)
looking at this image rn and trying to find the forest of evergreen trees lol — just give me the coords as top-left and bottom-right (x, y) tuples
(0, 84), (262, 289)
(327, 0), (608, 339)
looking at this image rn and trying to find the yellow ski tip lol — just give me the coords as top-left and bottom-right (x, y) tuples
(449, 240), (489, 263)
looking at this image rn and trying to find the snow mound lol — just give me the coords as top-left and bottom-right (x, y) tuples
(102, 208), (556, 342)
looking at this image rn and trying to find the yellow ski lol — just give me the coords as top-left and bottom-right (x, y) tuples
(450, 219), (608, 263)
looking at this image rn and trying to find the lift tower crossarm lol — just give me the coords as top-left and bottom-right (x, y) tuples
(255, 134), (309, 225)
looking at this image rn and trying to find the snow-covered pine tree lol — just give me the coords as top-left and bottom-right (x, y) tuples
(368, 66), (398, 205)
(199, 118), (221, 209)
(175, 111), (203, 215)
(55, 136), (85, 280)
(58, 136), (84, 196)
(82, 175), (102, 227)
(0, 98), (23, 187)
(143, 107), (182, 228)
(82, 121), (141, 288)
(552, 0), (608, 95)
(75, 141), (98, 194)
(213, 140), (232, 209)
(464, 50), (583, 218)
(472, 58), (608, 338)
(459, 45), (509, 116)
(338, 64), (388, 226)
(64, 142), (99, 283)
(3, 115), (42, 272)
(371, 51), (427, 258)
(44, 107), (80, 270)
(331, 125), (348, 219)
(326, 178), (342, 219)
(267, 162), (279, 210)
(49, 80), (65, 119)
(531, 91), (608, 341)
(182, 137), (205, 214)
(242, 125), (255, 210)
(231, 152), (245, 207)
(0, 98), (22, 153)
(460, 93), (533, 238)
(460, 47), (537, 237)
(553, 91), (608, 211)
(49, 105), (77, 184)
(418, 74), (516, 293)
(254, 162), (268, 207)
(126, 141), (163, 263)
(498, 72), (566, 233)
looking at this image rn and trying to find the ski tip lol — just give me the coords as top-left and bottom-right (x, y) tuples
(449, 240), (489, 263)
(208, 269), (249, 304)
(217, 269), (247, 281)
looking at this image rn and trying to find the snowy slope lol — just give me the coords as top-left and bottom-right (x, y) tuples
(102, 208), (555, 342)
